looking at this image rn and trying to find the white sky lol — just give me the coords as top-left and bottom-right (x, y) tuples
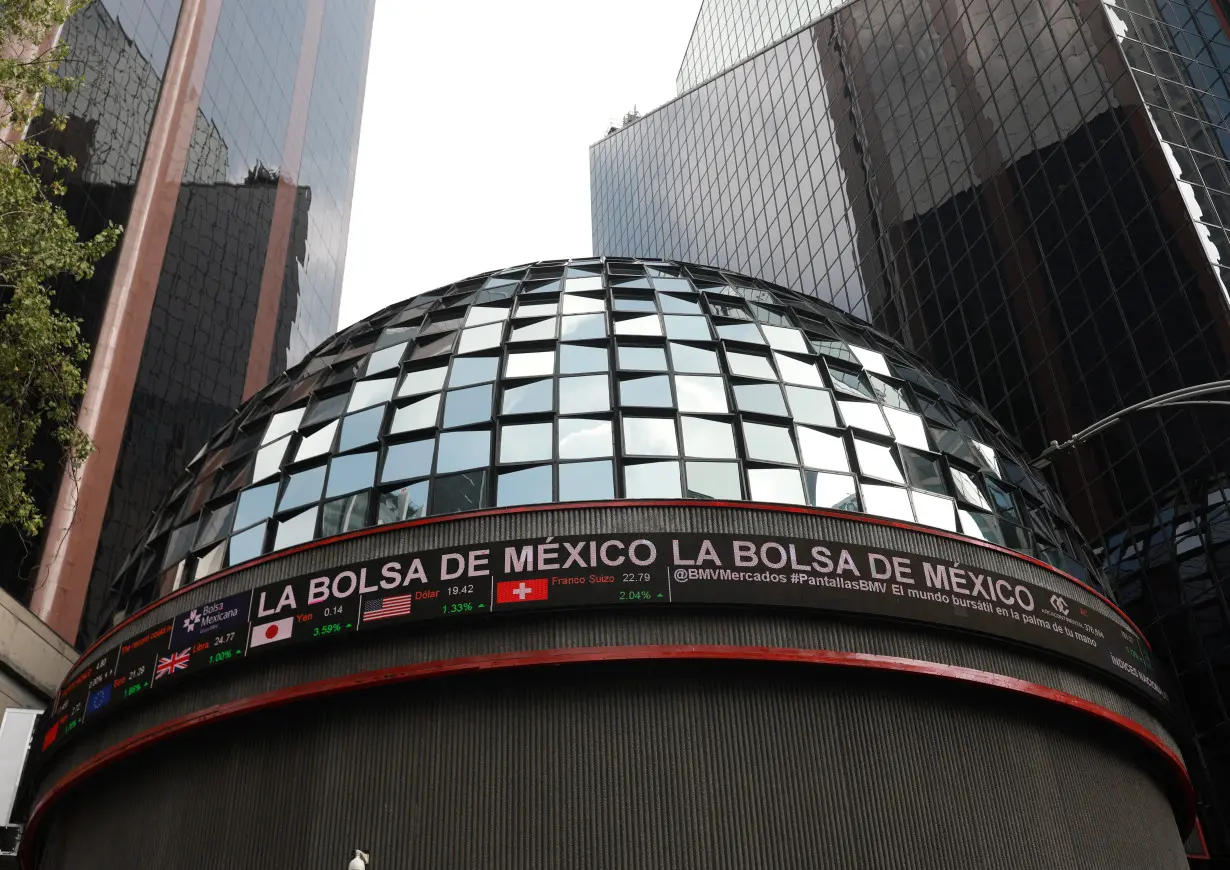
(338, 0), (703, 328)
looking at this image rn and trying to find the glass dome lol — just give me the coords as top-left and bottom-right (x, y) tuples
(100, 258), (1102, 637)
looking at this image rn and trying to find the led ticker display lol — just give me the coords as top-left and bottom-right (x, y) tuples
(41, 530), (1169, 760)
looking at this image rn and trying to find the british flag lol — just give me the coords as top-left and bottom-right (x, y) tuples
(154, 649), (190, 680)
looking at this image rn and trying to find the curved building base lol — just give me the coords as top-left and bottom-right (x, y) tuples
(30, 659), (1185, 870)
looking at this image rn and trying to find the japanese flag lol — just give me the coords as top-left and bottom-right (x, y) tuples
(250, 616), (294, 647)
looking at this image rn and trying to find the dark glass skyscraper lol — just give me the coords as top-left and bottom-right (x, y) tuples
(592, 0), (1230, 858)
(2, 0), (376, 649)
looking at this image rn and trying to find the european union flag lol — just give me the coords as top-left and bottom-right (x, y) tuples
(86, 684), (112, 714)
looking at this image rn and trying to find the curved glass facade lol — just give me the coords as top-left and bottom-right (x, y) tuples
(98, 259), (1102, 632)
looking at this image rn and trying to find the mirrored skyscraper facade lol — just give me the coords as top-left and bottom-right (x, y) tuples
(2, 0), (376, 649)
(593, 0), (1230, 857)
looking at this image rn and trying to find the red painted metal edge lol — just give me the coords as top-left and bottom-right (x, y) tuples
(24, 644), (1194, 868)
(69, 500), (1148, 679)
(1187, 818), (1211, 860)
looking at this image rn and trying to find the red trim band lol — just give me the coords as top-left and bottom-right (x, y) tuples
(71, 500), (1147, 681)
(25, 643), (1193, 867)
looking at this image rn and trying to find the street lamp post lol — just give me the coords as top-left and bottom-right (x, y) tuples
(1030, 380), (1230, 470)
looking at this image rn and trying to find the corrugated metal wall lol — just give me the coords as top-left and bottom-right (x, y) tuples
(31, 661), (1187, 870)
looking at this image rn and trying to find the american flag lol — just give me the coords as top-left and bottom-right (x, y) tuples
(362, 594), (413, 622)
(154, 649), (190, 680)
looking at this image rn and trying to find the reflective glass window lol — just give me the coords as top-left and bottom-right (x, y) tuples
(685, 462), (742, 499)
(382, 439), (434, 483)
(515, 300), (557, 318)
(716, 323), (764, 344)
(410, 332), (456, 360)
(614, 297), (655, 312)
(228, 522), (267, 565)
(435, 430), (490, 473)
(320, 493), (370, 537)
(806, 471), (859, 510)
(951, 468), (991, 510)
(663, 315), (712, 340)
(449, 356), (498, 387)
(620, 375), (674, 407)
(338, 407), (384, 452)
(652, 277), (692, 294)
(669, 342), (720, 373)
(658, 294), (701, 314)
(623, 417), (679, 455)
(378, 481), (428, 524)
(274, 507), (318, 551)
(911, 491), (957, 531)
(674, 376), (728, 412)
(390, 394), (440, 433)
(510, 318), (556, 343)
(869, 375), (912, 410)
(733, 383), (787, 416)
(502, 379), (554, 414)
(500, 422), (553, 463)
(560, 313), (607, 340)
(365, 342), (406, 376)
(195, 499), (236, 548)
(559, 460), (614, 501)
(681, 416), (737, 458)
(849, 345), (892, 376)
(883, 408), (930, 451)
(234, 482), (278, 530)
(625, 461), (682, 498)
(748, 468), (805, 504)
(398, 366), (447, 398)
(797, 427), (849, 471)
(773, 353), (825, 387)
(506, 351), (555, 378)
(615, 314), (662, 337)
(303, 393), (348, 427)
(195, 543), (225, 580)
(829, 367), (874, 398)
(761, 325), (809, 354)
(742, 422), (797, 463)
(837, 401), (891, 436)
(559, 374), (610, 414)
(959, 509), (1005, 544)
(464, 306), (509, 327)
(901, 449), (947, 494)
(854, 440), (905, 484)
(558, 418), (613, 458)
(253, 435), (291, 482)
(457, 323), (504, 353)
(562, 294), (605, 314)
(559, 343), (608, 373)
(431, 470), (489, 513)
(263, 407), (304, 444)
(971, 440), (1001, 477)
(618, 346), (668, 371)
(497, 465), (553, 507)
(862, 484), (915, 522)
(280, 465), (326, 511)
(326, 451), (377, 498)
(565, 276), (603, 292)
(443, 384), (493, 428)
(986, 478), (1019, 520)
(784, 386), (838, 427)
(295, 420), (339, 461)
(727, 351), (776, 380)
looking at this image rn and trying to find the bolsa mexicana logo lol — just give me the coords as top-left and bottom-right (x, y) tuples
(170, 590), (252, 648)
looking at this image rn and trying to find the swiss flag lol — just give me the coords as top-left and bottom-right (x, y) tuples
(497, 578), (549, 603)
(42, 721), (59, 750)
